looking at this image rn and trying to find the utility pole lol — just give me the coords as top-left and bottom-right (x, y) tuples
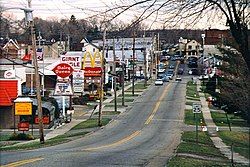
(157, 33), (160, 76)
(132, 32), (135, 96)
(38, 31), (45, 97)
(98, 28), (106, 126)
(121, 38), (125, 106)
(28, 0), (44, 143)
(143, 31), (147, 88)
(113, 38), (117, 112)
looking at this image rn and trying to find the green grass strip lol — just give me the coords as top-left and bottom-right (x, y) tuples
(71, 118), (111, 130)
(168, 156), (231, 167)
(184, 109), (205, 125)
(218, 131), (249, 159)
(211, 111), (248, 127)
(186, 81), (199, 98)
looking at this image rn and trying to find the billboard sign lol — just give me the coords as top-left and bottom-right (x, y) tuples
(52, 63), (74, 78)
(61, 52), (82, 70)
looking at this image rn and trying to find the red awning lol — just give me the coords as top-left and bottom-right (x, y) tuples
(0, 80), (18, 106)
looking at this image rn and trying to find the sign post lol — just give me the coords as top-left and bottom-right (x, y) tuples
(192, 103), (201, 143)
(14, 97), (33, 134)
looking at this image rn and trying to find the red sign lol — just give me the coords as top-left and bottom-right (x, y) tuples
(52, 63), (74, 78)
(18, 122), (29, 131)
(35, 116), (50, 124)
(84, 67), (102, 77)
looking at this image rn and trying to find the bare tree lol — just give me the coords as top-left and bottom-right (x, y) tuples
(97, 0), (249, 70)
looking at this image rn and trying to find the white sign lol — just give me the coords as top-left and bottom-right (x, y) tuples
(60, 51), (83, 70)
(73, 70), (84, 93)
(192, 103), (202, 113)
(54, 79), (73, 95)
(4, 69), (15, 78)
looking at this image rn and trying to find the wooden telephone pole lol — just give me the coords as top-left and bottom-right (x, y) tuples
(28, 0), (44, 143)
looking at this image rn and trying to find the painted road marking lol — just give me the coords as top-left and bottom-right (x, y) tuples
(1, 157), (44, 167)
(144, 83), (171, 125)
(83, 130), (141, 151)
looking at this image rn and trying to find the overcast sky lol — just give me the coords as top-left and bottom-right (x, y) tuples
(1, 0), (228, 30)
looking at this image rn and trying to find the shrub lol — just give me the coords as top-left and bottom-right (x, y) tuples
(9, 133), (35, 140)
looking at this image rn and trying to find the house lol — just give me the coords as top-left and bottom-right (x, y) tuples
(185, 39), (202, 57)
(80, 38), (99, 53)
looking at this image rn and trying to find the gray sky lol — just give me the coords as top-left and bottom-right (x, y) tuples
(1, 0), (228, 29)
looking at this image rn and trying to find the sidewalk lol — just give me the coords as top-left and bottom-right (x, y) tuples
(197, 80), (249, 165)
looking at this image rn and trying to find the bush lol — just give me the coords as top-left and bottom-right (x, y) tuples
(9, 133), (35, 140)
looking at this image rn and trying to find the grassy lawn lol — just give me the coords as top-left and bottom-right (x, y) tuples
(186, 81), (199, 98)
(109, 98), (135, 103)
(184, 109), (205, 126)
(118, 93), (140, 97)
(211, 111), (248, 127)
(0, 137), (72, 151)
(94, 111), (121, 115)
(167, 131), (231, 166)
(71, 118), (111, 130)
(168, 156), (235, 167)
(185, 101), (194, 106)
(218, 131), (249, 159)
(186, 97), (200, 101)
(104, 104), (126, 107)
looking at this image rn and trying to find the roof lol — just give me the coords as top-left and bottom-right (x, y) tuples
(3, 39), (19, 50)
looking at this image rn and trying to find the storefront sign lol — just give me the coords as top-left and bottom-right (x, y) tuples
(84, 67), (102, 77)
(61, 52), (82, 70)
(15, 102), (32, 115)
(73, 70), (84, 93)
(54, 79), (73, 95)
(52, 63), (74, 78)
(18, 122), (29, 131)
(82, 51), (102, 69)
(34, 116), (50, 124)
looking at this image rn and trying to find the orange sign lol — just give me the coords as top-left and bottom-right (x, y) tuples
(15, 102), (32, 115)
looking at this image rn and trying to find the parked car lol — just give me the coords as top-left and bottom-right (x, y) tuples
(177, 68), (184, 75)
(169, 65), (175, 69)
(155, 79), (163, 85)
(175, 76), (182, 81)
(162, 75), (169, 82)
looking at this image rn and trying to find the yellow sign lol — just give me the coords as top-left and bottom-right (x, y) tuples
(82, 51), (103, 69)
(15, 102), (32, 115)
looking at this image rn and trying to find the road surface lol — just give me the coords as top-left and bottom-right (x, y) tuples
(1, 76), (188, 167)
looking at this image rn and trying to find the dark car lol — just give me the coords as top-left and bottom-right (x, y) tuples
(177, 68), (184, 75)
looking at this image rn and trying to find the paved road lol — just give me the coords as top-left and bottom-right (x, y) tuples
(1, 77), (188, 167)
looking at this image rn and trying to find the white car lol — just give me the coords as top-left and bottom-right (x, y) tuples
(175, 76), (182, 81)
(155, 79), (163, 85)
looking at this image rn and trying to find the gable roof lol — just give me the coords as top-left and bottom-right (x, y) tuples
(3, 39), (19, 50)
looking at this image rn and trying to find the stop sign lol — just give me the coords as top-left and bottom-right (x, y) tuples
(52, 63), (74, 78)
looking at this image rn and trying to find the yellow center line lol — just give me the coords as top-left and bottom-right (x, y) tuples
(145, 83), (172, 125)
(1, 157), (44, 167)
(83, 130), (141, 151)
